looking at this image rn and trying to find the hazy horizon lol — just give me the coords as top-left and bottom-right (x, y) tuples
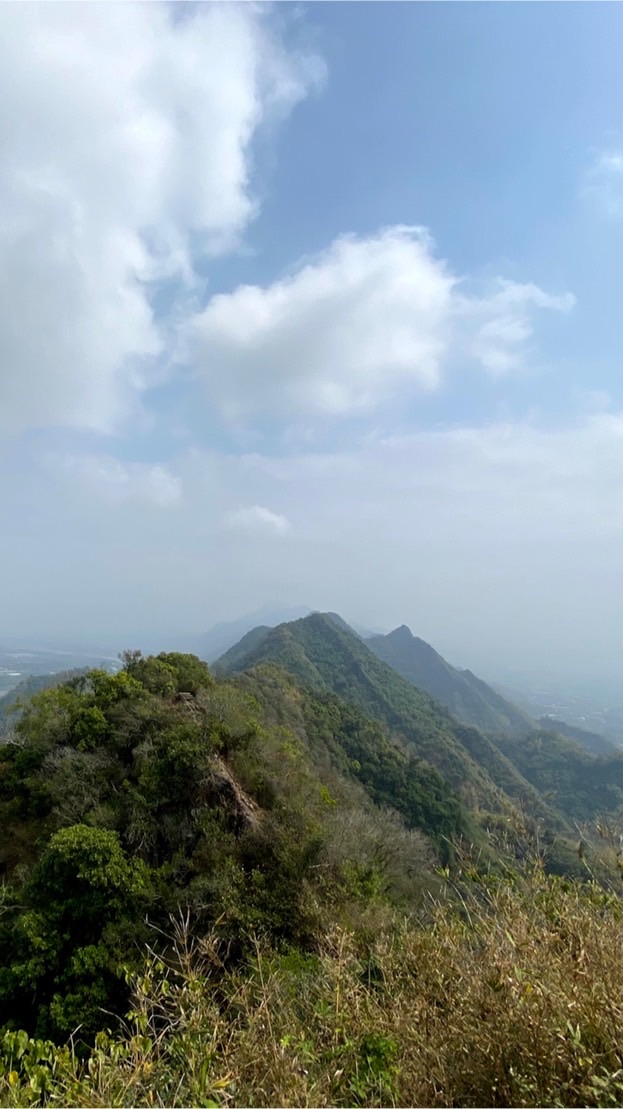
(1, 602), (620, 702)
(2, 4), (623, 694)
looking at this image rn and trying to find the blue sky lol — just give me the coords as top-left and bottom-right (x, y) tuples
(1, 2), (623, 686)
(256, 2), (623, 423)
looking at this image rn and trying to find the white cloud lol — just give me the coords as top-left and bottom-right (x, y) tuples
(62, 455), (182, 508)
(583, 150), (623, 217)
(462, 280), (574, 376)
(0, 3), (320, 435)
(226, 504), (291, 535)
(191, 227), (573, 421)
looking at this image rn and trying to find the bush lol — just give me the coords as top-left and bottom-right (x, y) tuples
(3, 867), (623, 1106)
(0, 826), (149, 1040)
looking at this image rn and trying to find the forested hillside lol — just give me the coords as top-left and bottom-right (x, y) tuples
(3, 647), (623, 1107)
(538, 716), (618, 756)
(0, 650), (456, 1043)
(220, 613), (623, 836)
(217, 614), (568, 833)
(366, 624), (533, 736)
(493, 726), (623, 823)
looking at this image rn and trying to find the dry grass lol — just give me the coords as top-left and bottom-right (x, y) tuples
(3, 866), (623, 1107)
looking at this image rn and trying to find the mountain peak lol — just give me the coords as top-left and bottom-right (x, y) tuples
(318, 611), (353, 631)
(368, 626), (533, 738)
(388, 624), (414, 642)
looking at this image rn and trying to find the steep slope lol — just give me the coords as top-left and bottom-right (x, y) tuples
(6, 651), (617, 1099)
(220, 617), (623, 830)
(213, 625), (272, 674)
(216, 613), (563, 829)
(538, 717), (617, 757)
(237, 664), (468, 850)
(493, 726), (623, 823)
(213, 613), (374, 673)
(367, 625), (533, 737)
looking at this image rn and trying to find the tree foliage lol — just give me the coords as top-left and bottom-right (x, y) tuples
(0, 651), (446, 1041)
(2, 630), (619, 1066)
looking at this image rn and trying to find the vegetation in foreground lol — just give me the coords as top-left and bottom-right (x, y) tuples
(2, 864), (623, 1107)
(2, 645), (623, 1106)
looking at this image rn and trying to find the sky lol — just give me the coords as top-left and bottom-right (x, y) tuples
(2, 1), (623, 687)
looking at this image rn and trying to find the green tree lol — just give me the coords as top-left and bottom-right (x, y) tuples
(121, 650), (213, 695)
(0, 825), (149, 1039)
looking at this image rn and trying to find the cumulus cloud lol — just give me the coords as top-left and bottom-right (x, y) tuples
(192, 227), (454, 418)
(191, 226), (574, 421)
(0, 3), (320, 435)
(226, 504), (291, 535)
(462, 280), (575, 376)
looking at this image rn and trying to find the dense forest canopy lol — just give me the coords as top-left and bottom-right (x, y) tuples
(0, 647), (448, 1043)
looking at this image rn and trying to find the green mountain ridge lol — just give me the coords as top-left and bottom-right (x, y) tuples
(236, 663), (468, 851)
(212, 624), (273, 674)
(361, 623), (623, 817)
(217, 612), (623, 839)
(191, 605), (312, 661)
(216, 613), (567, 835)
(366, 624), (534, 737)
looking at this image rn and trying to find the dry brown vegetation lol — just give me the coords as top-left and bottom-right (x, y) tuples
(4, 861), (623, 1108)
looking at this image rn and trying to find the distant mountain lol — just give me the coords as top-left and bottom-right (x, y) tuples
(192, 607), (382, 663)
(214, 613), (373, 676)
(190, 605), (312, 662)
(216, 612), (563, 833)
(366, 625), (534, 738)
(323, 612), (359, 636)
(346, 620), (623, 825)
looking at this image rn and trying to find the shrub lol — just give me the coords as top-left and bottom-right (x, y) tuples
(4, 867), (623, 1106)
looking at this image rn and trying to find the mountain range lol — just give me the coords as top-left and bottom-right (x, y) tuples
(216, 611), (623, 852)
(219, 618), (531, 809)
(365, 624), (534, 737)
(187, 605), (382, 663)
(5, 608), (623, 858)
(188, 605), (313, 662)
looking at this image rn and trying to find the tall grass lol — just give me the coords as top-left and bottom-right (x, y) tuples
(3, 864), (623, 1107)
